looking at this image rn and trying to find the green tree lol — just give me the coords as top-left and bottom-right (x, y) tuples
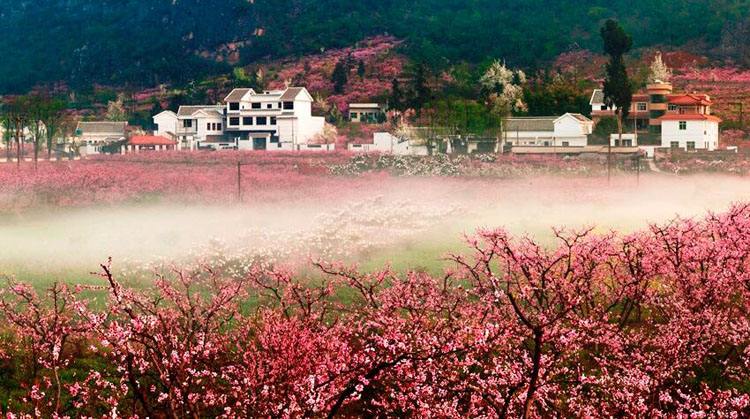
(390, 78), (406, 114)
(410, 62), (432, 116)
(592, 116), (619, 144)
(357, 60), (366, 79)
(331, 60), (348, 94)
(601, 19), (633, 145)
(601, 19), (633, 180)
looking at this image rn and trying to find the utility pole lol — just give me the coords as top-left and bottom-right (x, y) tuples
(237, 161), (242, 203)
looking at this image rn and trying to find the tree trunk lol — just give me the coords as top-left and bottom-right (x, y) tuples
(522, 329), (543, 418)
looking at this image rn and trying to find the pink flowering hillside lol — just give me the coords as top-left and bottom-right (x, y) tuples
(262, 36), (406, 112)
(3, 204), (750, 416)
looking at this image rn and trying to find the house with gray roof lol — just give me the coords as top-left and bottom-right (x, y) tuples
(223, 86), (327, 151)
(505, 113), (593, 148)
(152, 86), (328, 151)
(75, 121), (128, 155)
(153, 105), (224, 150)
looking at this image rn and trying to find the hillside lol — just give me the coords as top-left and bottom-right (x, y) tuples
(1, 1), (750, 94)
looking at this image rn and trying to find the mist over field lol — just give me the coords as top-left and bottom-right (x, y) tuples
(1, 173), (748, 278)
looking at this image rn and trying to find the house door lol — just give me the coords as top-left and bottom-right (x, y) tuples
(253, 138), (266, 150)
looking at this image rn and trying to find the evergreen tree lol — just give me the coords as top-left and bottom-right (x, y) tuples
(331, 60), (348, 94)
(390, 78), (405, 113)
(410, 62), (432, 116)
(357, 60), (366, 79)
(600, 19), (633, 181)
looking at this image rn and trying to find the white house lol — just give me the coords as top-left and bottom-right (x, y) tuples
(153, 110), (178, 140)
(152, 106), (224, 150)
(659, 114), (721, 151)
(224, 87), (326, 151)
(349, 103), (387, 123)
(75, 121), (128, 155)
(505, 113), (593, 147)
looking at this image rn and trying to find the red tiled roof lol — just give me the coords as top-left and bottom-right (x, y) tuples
(659, 114), (722, 123)
(668, 94), (712, 106)
(128, 135), (176, 146)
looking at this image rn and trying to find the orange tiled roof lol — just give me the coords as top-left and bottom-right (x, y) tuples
(128, 135), (176, 146)
(659, 113), (721, 123)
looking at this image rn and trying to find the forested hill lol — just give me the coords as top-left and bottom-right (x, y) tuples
(0, 0), (748, 94)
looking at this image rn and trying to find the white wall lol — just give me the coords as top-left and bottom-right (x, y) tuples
(506, 131), (555, 146)
(349, 133), (427, 155)
(661, 120), (719, 151)
(195, 115), (224, 143)
(153, 113), (177, 138)
(555, 116), (592, 136)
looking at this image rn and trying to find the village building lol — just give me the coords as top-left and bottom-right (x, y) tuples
(122, 135), (177, 153)
(153, 87), (328, 151)
(591, 81), (721, 151)
(74, 121), (128, 155)
(223, 86), (326, 151)
(153, 106), (224, 151)
(349, 103), (387, 123)
(504, 113), (593, 148)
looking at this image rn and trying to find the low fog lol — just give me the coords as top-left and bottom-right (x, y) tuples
(1, 174), (749, 279)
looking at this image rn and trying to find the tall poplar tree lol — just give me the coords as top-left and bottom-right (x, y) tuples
(601, 19), (633, 181)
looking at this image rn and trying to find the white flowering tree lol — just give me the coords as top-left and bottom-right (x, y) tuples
(479, 60), (527, 150)
(649, 52), (672, 83)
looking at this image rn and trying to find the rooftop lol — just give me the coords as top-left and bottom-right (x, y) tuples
(76, 121), (128, 134)
(659, 113), (722, 122)
(176, 105), (223, 117)
(128, 135), (176, 146)
(505, 117), (556, 132)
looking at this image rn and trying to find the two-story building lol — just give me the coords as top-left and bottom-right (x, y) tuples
(223, 87), (326, 151)
(154, 106), (224, 150)
(591, 81), (720, 150)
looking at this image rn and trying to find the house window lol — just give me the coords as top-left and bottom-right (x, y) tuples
(670, 141), (679, 149)
(668, 104), (679, 111)
(217, 123), (222, 131)
(270, 117), (276, 125)
(562, 141), (569, 147)
(207, 123), (211, 130)
(183, 120), (193, 128)
(229, 117), (240, 126)
(600, 105), (607, 111)
(243, 117), (253, 125)
(637, 102), (647, 111)
(229, 102), (240, 111)
(252, 102), (261, 109)
(623, 139), (632, 147)
(679, 121), (687, 130)
(257, 116), (267, 125)
(687, 141), (696, 151)
(283, 101), (294, 110)
(351, 112), (358, 119)
(267, 103), (272, 109)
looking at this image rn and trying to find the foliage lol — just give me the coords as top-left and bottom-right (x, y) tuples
(601, 19), (634, 141)
(649, 52), (673, 83)
(480, 61), (527, 117)
(2, 1), (749, 94)
(4, 204), (750, 415)
(523, 72), (591, 117)
(331, 60), (349, 94)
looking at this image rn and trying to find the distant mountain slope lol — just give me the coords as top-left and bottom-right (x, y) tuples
(1, 0), (749, 94)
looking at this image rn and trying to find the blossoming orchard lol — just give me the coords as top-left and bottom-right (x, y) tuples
(0, 151), (748, 418)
